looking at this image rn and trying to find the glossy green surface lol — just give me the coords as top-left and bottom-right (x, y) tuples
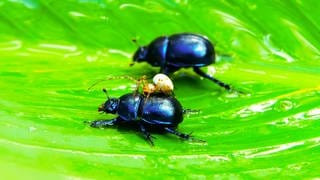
(1, 0), (320, 179)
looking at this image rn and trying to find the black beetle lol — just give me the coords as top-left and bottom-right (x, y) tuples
(88, 89), (201, 145)
(131, 33), (231, 90)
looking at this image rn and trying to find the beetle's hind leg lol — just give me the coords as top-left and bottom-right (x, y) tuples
(193, 67), (231, 91)
(164, 127), (191, 140)
(86, 117), (122, 128)
(164, 127), (205, 142)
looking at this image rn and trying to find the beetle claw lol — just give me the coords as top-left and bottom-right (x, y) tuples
(187, 132), (206, 143)
(230, 88), (250, 96)
(139, 123), (155, 146)
(83, 120), (91, 124)
(190, 136), (206, 143)
(145, 135), (154, 146)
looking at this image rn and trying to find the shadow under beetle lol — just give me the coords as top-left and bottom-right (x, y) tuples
(131, 33), (232, 91)
(88, 89), (202, 145)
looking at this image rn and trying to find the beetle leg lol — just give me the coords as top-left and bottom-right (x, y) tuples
(193, 67), (231, 91)
(160, 65), (180, 75)
(164, 127), (206, 142)
(139, 123), (154, 146)
(164, 127), (191, 140)
(86, 117), (122, 128)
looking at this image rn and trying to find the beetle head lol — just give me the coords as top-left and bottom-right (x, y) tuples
(131, 46), (148, 65)
(98, 88), (119, 114)
(98, 98), (119, 114)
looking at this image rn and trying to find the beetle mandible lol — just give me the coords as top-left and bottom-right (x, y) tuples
(88, 89), (201, 145)
(131, 33), (231, 90)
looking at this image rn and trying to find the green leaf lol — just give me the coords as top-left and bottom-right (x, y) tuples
(1, 0), (319, 178)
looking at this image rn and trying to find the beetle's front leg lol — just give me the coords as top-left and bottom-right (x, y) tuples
(86, 117), (122, 128)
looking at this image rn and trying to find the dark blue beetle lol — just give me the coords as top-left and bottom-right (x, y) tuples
(132, 33), (231, 90)
(89, 89), (198, 145)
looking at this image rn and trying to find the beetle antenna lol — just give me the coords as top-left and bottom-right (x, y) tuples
(132, 38), (140, 46)
(129, 61), (135, 67)
(130, 38), (139, 66)
(102, 88), (110, 99)
(131, 37), (142, 67)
